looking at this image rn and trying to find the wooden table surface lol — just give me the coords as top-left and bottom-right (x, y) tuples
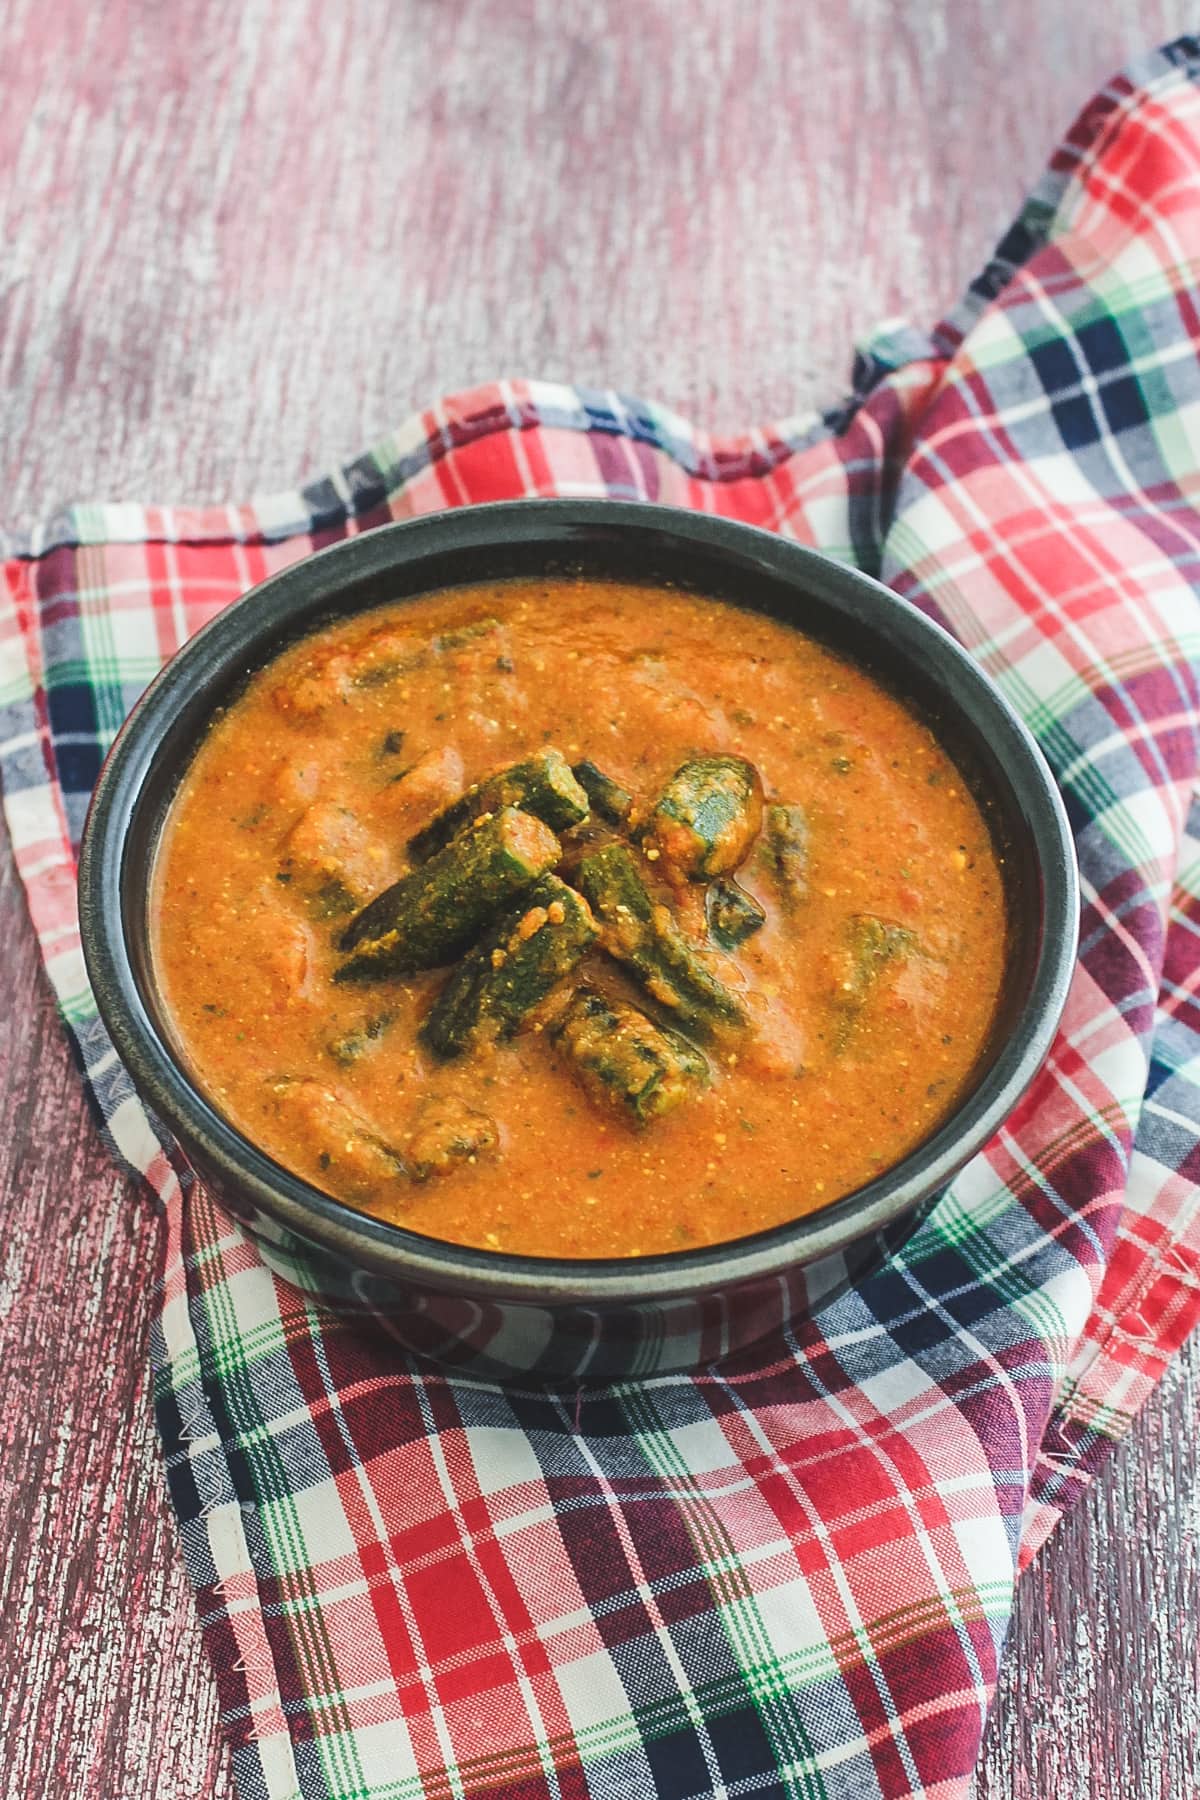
(1, 3), (1197, 1796)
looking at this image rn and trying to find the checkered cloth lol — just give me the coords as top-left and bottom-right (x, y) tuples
(4, 38), (1200, 1800)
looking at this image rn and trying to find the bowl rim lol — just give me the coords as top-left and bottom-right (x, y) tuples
(77, 498), (1080, 1303)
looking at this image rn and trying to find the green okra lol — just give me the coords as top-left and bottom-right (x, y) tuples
(267, 1078), (406, 1189)
(346, 617), (500, 690)
(647, 755), (763, 880)
(405, 1095), (498, 1180)
(421, 876), (600, 1058)
(571, 759), (633, 827)
(761, 802), (809, 907)
(433, 616), (502, 651)
(336, 806), (561, 982)
(551, 987), (709, 1126)
(327, 1012), (395, 1066)
(576, 844), (746, 1039)
(705, 878), (766, 950)
(409, 748), (589, 863)
(834, 913), (918, 1049)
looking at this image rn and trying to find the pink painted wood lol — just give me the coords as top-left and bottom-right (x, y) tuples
(1, 4), (1197, 1796)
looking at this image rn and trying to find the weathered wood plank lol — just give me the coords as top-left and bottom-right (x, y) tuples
(974, 1346), (1200, 1800)
(0, 3), (1195, 1796)
(0, 821), (226, 1798)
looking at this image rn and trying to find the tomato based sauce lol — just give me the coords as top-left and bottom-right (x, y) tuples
(151, 578), (1007, 1257)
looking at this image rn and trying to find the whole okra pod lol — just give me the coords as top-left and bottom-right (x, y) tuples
(336, 806), (560, 981)
(571, 759), (634, 828)
(646, 755), (763, 880)
(577, 844), (746, 1039)
(421, 876), (599, 1057)
(408, 748), (589, 862)
(552, 987), (709, 1126)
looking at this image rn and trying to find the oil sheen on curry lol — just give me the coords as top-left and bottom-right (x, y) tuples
(152, 578), (1007, 1258)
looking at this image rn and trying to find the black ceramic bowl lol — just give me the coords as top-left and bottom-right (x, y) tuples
(78, 500), (1078, 1381)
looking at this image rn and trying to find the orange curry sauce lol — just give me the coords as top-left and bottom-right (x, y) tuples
(152, 578), (1007, 1257)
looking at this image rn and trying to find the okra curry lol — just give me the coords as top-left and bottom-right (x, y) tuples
(152, 577), (1007, 1258)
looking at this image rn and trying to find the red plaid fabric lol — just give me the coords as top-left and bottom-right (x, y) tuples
(3, 37), (1200, 1800)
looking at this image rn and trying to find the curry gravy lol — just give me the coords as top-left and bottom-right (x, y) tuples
(152, 578), (1007, 1257)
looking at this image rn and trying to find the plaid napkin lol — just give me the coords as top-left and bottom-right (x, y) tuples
(5, 38), (1200, 1800)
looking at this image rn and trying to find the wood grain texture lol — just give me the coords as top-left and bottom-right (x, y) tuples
(0, 3), (1196, 1797)
(0, 817), (227, 1800)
